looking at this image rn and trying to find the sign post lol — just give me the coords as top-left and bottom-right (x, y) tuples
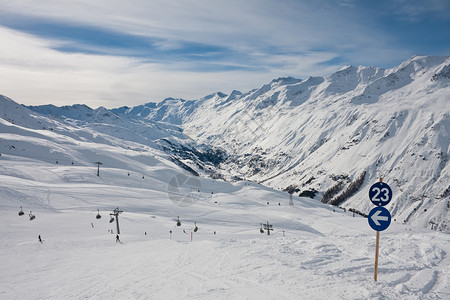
(368, 178), (392, 281)
(375, 230), (380, 281)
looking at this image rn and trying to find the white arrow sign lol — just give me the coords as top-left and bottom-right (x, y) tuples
(368, 207), (391, 231)
(371, 209), (388, 226)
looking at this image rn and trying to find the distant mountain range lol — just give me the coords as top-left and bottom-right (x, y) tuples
(2, 55), (449, 231)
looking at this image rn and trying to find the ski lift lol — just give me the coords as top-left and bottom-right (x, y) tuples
(96, 209), (101, 219)
(18, 206), (24, 216)
(176, 216), (181, 226)
(29, 211), (35, 221)
(109, 216), (115, 223)
(194, 222), (198, 232)
(259, 223), (264, 234)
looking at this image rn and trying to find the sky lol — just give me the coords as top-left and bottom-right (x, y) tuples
(0, 0), (449, 108)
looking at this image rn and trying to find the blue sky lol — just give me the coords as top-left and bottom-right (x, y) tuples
(0, 0), (449, 108)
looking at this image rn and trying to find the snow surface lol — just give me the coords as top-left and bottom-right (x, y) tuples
(1, 55), (450, 299)
(1, 96), (449, 299)
(23, 56), (450, 231)
(179, 56), (450, 231)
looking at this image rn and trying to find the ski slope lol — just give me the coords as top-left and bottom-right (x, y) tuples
(1, 55), (449, 298)
(103, 55), (449, 231)
(1, 150), (449, 299)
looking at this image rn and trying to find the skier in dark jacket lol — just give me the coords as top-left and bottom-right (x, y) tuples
(116, 234), (120, 242)
(38, 235), (42, 243)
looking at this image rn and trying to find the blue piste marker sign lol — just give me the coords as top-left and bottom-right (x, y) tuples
(368, 206), (391, 231)
(369, 182), (392, 206)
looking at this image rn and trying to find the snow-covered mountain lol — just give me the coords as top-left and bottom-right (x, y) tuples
(5, 55), (450, 232)
(112, 55), (450, 231)
(2, 108), (448, 299)
(1, 55), (450, 299)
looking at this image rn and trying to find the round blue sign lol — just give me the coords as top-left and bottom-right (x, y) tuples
(368, 207), (391, 231)
(369, 182), (392, 206)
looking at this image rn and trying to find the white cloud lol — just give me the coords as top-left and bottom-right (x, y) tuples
(0, 1), (433, 108)
(0, 26), (290, 107)
(0, 1), (385, 54)
(0, 3), (350, 108)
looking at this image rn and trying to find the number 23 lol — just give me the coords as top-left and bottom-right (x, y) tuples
(371, 187), (390, 202)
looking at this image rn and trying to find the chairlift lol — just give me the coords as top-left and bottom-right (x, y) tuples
(18, 206), (24, 216)
(176, 216), (181, 226)
(29, 211), (35, 221)
(96, 209), (101, 219)
(109, 216), (115, 223)
(194, 222), (198, 232)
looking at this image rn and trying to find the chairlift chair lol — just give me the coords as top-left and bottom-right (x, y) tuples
(194, 222), (198, 232)
(29, 211), (35, 221)
(96, 209), (101, 219)
(18, 206), (24, 216)
(176, 216), (181, 226)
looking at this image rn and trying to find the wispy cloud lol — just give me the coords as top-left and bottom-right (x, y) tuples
(0, 1), (448, 108)
(388, 0), (450, 22)
(0, 25), (279, 107)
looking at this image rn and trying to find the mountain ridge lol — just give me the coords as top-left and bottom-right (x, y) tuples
(5, 55), (450, 231)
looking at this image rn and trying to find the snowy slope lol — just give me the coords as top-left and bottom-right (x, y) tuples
(21, 56), (449, 231)
(26, 99), (228, 179)
(0, 116), (449, 299)
(5, 53), (450, 299)
(177, 56), (449, 231)
(1, 95), (184, 176)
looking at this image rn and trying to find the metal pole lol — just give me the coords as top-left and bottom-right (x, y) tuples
(95, 162), (103, 176)
(110, 207), (122, 235)
(116, 213), (120, 234)
(374, 231), (380, 281)
(374, 177), (382, 282)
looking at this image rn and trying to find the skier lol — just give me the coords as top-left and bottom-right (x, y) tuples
(116, 234), (120, 242)
(38, 235), (42, 243)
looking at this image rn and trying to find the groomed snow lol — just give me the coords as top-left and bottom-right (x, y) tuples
(1, 153), (449, 299)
